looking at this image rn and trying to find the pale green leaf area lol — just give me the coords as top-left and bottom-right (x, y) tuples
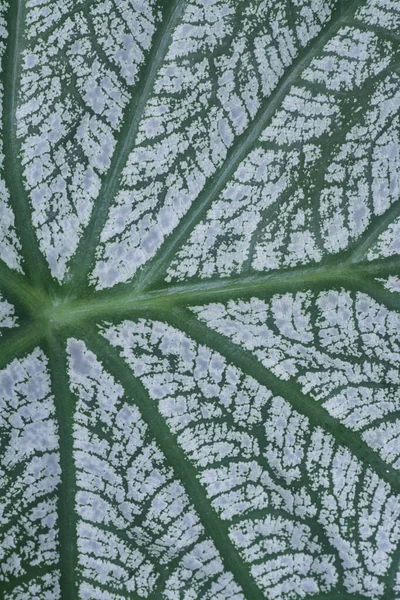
(1, 0), (400, 598)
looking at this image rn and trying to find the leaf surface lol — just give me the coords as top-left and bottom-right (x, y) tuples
(0, 0), (399, 599)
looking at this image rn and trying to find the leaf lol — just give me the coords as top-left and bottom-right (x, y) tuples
(0, 0), (399, 599)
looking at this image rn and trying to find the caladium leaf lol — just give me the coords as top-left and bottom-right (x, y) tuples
(0, 0), (399, 599)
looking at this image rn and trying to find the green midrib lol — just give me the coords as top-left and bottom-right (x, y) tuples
(45, 336), (78, 600)
(40, 257), (399, 328)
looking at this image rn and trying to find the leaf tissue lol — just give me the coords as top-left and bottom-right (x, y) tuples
(0, 0), (399, 598)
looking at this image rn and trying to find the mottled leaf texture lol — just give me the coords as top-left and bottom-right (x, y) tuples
(0, 0), (399, 599)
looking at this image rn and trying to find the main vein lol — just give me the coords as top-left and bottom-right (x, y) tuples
(48, 257), (400, 327)
(45, 335), (78, 600)
(0, 260), (47, 316)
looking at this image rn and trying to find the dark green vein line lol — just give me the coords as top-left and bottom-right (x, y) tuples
(134, 0), (365, 292)
(351, 18), (400, 44)
(168, 308), (400, 495)
(44, 335), (78, 600)
(2, 0), (51, 288)
(85, 330), (267, 600)
(68, 0), (186, 290)
(359, 410), (400, 435)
